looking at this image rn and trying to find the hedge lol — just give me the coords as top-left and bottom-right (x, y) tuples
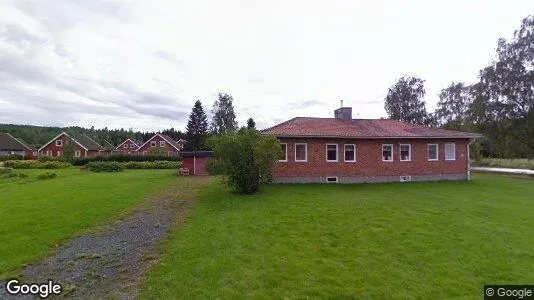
(121, 161), (182, 169)
(87, 161), (124, 172)
(36, 172), (58, 180)
(72, 154), (182, 166)
(3, 160), (72, 169)
(0, 155), (24, 161)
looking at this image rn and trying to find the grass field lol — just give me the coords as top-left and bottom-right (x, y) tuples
(141, 173), (534, 299)
(473, 158), (534, 170)
(0, 169), (176, 278)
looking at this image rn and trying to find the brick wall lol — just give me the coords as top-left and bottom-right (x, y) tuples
(274, 138), (470, 182)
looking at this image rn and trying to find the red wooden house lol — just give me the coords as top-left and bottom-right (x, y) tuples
(137, 134), (186, 156)
(38, 132), (105, 158)
(262, 107), (482, 183)
(115, 138), (142, 154)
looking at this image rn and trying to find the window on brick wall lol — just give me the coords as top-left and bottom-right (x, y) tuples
(428, 144), (438, 161)
(75, 150), (81, 157)
(279, 143), (287, 162)
(400, 144), (411, 161)
(382, 144), (393, 161)
(295, 143), (307, 162)
(160, 141), (166, 147)
(445, 143), (456, 160)
(344, 144), (356, 162)
(326, 144), (338, 162)
(55, 139), (62, 146)
(124, 144), (128, 149)
(151, 141), (157, 147)
(130, 144), (135, 148)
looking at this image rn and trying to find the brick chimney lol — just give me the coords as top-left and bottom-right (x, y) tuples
(334, 105), (352, 120)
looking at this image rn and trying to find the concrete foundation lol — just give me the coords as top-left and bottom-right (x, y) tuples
(274, 173), (468, 184)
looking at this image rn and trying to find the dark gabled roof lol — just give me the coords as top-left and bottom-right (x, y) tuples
(14, 137), (36, 150)
(159, 134), (185, 151)
(74, 134), (105, 151)
(0, 132), (36, 151)
(102, 140), (116, 150)
(261, 117), (483, 139)
(179, 151), (214, 157)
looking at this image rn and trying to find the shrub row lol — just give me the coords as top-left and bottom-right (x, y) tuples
(3, 160), (72, 169)
(121, 161), (182, 169)
(0, 155), (24, 161)
(87, 161), (124, 172)
(72, 154), (182, 166)
(86, 161), (182, 172)
(36, 172), (57, 180)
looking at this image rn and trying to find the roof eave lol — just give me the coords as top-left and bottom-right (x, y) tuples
(262, 133), (482, 139)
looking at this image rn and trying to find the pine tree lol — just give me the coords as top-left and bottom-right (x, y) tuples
(247, 118), (256, 129)
(185, 100), (209, 150)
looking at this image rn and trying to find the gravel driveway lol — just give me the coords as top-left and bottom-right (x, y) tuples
(0, 176), (211, 299)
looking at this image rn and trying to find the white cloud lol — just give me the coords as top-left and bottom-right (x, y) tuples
(0, 0), (532, 131)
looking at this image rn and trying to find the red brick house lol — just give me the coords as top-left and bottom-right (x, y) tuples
(137, 134), (186, 156)
(38, 132), (105, 158)
(115, 138), (142, 154)
(262, 107), (482, 183)
(0, 132), (38, 159)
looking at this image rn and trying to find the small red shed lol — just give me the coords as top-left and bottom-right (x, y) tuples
(180, 151), (214, 175)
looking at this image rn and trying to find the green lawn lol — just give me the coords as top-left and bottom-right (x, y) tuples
(141, 173), (534, 299)
(0, 169), (176, 277)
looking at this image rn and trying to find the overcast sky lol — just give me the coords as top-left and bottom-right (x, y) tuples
(0, 0), (532, 131)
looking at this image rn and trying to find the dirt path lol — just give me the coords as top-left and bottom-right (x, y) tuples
(0, 176), (211, 299)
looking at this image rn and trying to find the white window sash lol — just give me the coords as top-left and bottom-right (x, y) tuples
(278, 143), (287, 162)
(400, 144), (411, 161)
(295, 143), (307, 162)
(428, 144), (439, 161)
(382, 144), (393, 162)
(326, 144), (338, 162)
(344, 144), (356, 162)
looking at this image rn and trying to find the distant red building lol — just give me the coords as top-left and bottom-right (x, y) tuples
(38, 132), (105, 158)
(137, 134), (186, 156)
(114, 138), (142, 154)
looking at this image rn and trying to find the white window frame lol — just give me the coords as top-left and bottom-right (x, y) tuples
(130, 144), (135, 148)
(399, 144), (411, 161)
(428, 144), (439, 161)
(326, 143), (338, 162)
(46, 150), (52, 156)
(160, 141), (166, 147)
(150, 141), (157, 147)
(278, 143), (287, 162)
(55, 139), (62, 147)
(57, 151), (61, 156)
(32, 151), (37, 156)
(294, 143), (307, 162)
(75, 150), (81, 157)
(382, 144), (393, 162)
(123, 144), (128, 149)
(344, 144), (356, 162)
(445, 143), (456, 161)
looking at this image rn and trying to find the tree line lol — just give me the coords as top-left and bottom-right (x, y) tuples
(0, 92), (252, 151)
(384, 15), (533, 159)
